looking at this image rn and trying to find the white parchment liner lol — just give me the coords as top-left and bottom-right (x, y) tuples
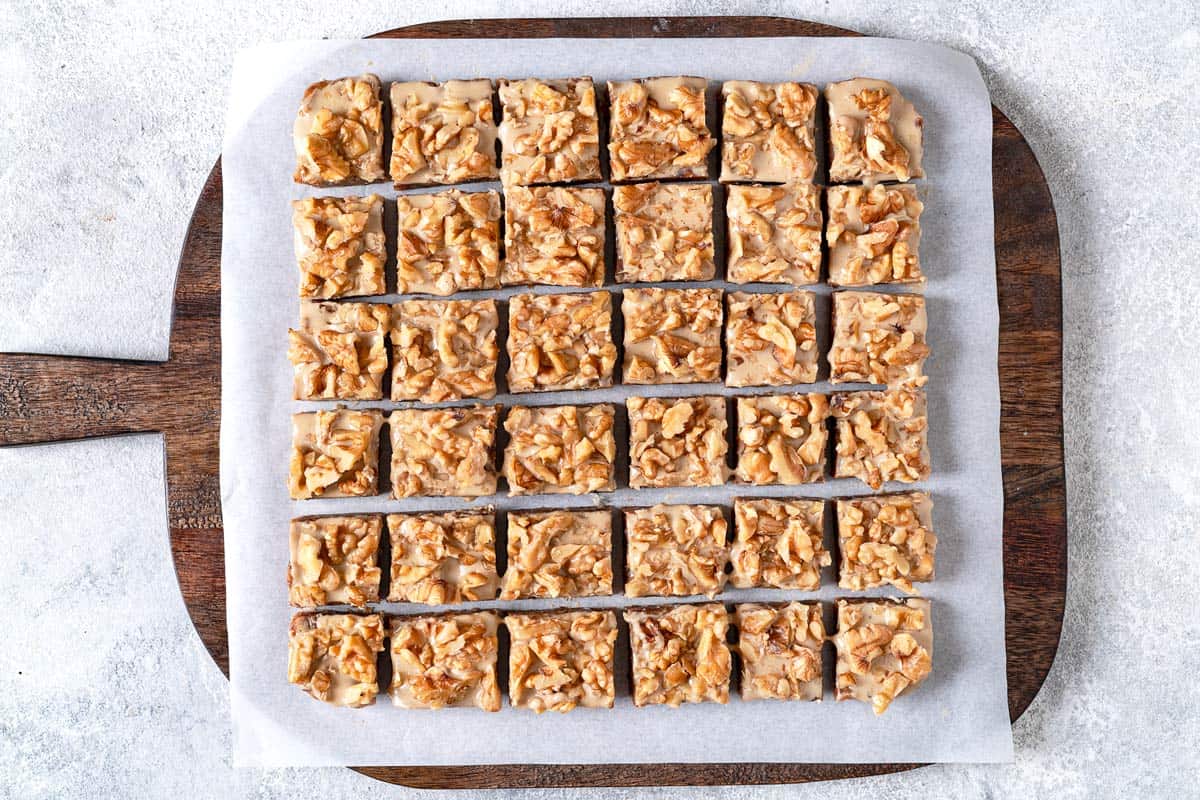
(221, 37), (1012, 766)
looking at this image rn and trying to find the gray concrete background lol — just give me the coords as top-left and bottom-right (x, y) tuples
(1, 1), (1197, 797)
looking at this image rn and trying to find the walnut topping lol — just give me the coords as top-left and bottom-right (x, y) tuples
(830, 291), (929, 387)
(627, 396), (729, 489)
(731, 498), (829, 590)
(288, 515), (382, 608)
(396, 189), (501, 295)
(735, 602), (825, 701)
(624, 604), (730, 707)
(387, 510), (498, 604)
(826, 78), (924, 185)
(834, 598), (932, 714)
(500, 510), (613, 599)
(831, 389), (930, 489)
(505, 610), (618, 713)
(293, 75), (385, 185)
(503, 186), (606, 287)
(288, 613), (384, 707)
(726, 184), (822, 285)
(389, 79), (498, 186)
(613, 183), (715, 282)
(607, 77), (715, 181)
(498, 78), (602, 186)
(624, 504), (729, 598)
(391, 298), (498, 402)
(390, 612), (501, 711)
(725, 291), (818, 387)
(622, 288), (722, 385)
(292, 195), (386, 299)
(388, 405), (498, 498)
(503, 405), (616, 495)
(720, 81), (817, 183)
(288, 408), (382, 499)
(838, 492), (935, 593)
(826, 185), (924, 286)
(288, 302), (389, 400)
(736, 395), (829, 486)
(506, 292), (616, 393)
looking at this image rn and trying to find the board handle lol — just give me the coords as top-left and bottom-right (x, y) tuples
(0, 353), (169, 445)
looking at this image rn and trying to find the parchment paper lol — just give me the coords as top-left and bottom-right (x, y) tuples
(220, 37), (1012, 767)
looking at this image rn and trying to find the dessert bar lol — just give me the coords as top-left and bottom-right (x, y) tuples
(613, 182), (715, 282)
(293, 75), (385, 185)
(833, 598), (933, 714)
(288, 301), (389, 400)
(831, 388), (931, 489)
(498, 77), (602, 186)
(506, 291), (616, 393)
(624, 504), (729, 598)
(389, 612), (502, 711)
(395, 189), (502, 295)
(287, 612), (384, 707)
(390, 79), (498, 186)
(827, 184), (923, 287)
(735, 394), (829, 485)
(500, 509), (613, 599)
(505, 610), (619, 712)
(826, 78), (924, 185)
(387, 509), (498, 604)
(293, 195), (386, 299)
(502, 404), (616, 495)
(388, 405), (499, 498)
(624, 604), (731, 707)
(288, 408), (382, 500)
(622, 287), (723, 385)
(287, 515), (382, 608)
(726, 184), (822, 285)
(725, 290), (818, 387)
(837, 491), (935, 593)
(730, 498), (829, 590)
(735, 602), (825, 701)
(626, 395), (729, 489)
(608, 77), (715, 181)
(720, 81), (818, 184)
(503, 186), (606, 287)
(391, 298), (498, 402)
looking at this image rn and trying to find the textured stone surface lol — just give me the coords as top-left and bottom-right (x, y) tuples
(1, 1), (1198, 797)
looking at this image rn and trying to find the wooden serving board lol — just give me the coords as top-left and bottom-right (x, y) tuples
(0, 16), (1066, 789)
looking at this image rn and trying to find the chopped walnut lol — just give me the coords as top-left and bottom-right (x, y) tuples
(725, 291), (818, 387)
(500, 509), (613, 599)
(506, 292), (616, 393)
(608, 77), (715, 181)
(838, 492), (935, 593)
(505, 610), (618, 713)
(720, 81), (817, 183)
(292, 195), (386, 299)
(622, 288), (722, 385)
(624, 604), (730, 707)
(498, 78), (602, 186)
(735, 602), (825, 701)
(624, 504), (728, 598)
(831, 389), (930, 489)
(389, 79), (498, 186)
(826, 185), (924, 286)
(726, 184), (822, 285)
(627, 396), (729, 489)
(826, 78), (925, 185)
(390, 612), (501, 711)
(391, 298), (498, 401)
(503, 186), (606, 287)
(731, 498), (829, 590)
(613, 182), (715, 282)
(388, 405), (498, 498)
(396, 189), (501, 295)
(293, 75), (385, 185)
(830, 291), (929, 387)
(387, 510), (498, 604)
(288, 613), (384, 707)
(502, 404), (616, 495)
(288, 301), (389, 400)
(735, 394), (829, 486)
(833, 598), (932, 714)
(288, 515), (382, 608)
(288, 408), (382, 499)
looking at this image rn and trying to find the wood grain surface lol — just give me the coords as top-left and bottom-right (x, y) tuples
(0, 16), (1066, 789)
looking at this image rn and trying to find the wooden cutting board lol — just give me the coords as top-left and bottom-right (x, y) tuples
(0, 16), (1066, 789)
